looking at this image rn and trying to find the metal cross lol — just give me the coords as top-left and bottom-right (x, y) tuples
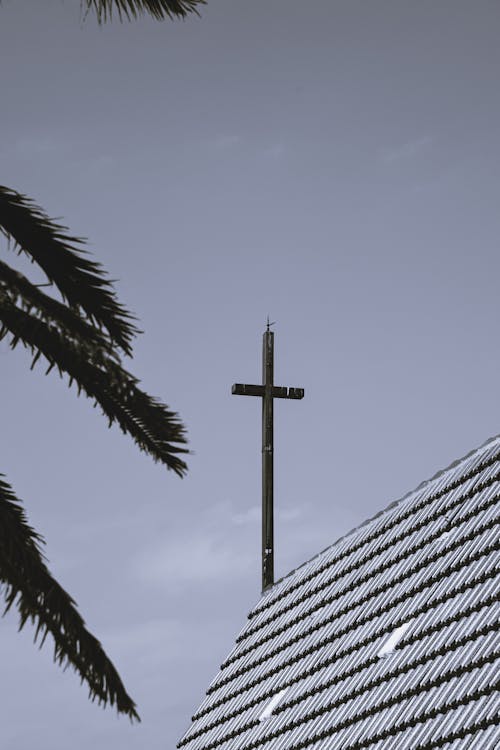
(232, 322), (304, 591)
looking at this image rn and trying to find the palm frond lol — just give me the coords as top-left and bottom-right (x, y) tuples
(0, 186), (138, 355)
(0, 294), (188, 475)
(0, 259), (118, 360)
(0, 475), (140, 721)
(83, 0), (205, 23)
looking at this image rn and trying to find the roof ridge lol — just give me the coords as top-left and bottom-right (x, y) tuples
(266, 433), (500, 595)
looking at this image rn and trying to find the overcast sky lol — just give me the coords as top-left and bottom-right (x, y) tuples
(1, 1), (500, 747)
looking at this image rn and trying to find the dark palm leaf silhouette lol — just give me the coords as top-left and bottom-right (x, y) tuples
(0, 184), (188, 721)
(83, 0), (205, 22)
(0, 186), (188, 474)
(0, 476), (140, 720)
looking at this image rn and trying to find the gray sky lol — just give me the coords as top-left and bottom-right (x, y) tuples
(1, 1), (500, 747)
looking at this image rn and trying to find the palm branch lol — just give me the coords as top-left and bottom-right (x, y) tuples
(0, 476), (139, 720)
(0, 186), (138, 355)
(83, 0), (205, 22)
(0, 186), (188, 475)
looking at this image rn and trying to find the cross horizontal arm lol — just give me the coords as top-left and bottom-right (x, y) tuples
(232, 383), (304, 400)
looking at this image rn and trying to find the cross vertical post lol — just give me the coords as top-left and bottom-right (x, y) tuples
(262, 327), (274, 589)
(232, 324), (304, 592)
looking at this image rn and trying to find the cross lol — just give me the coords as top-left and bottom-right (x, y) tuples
(232, 321), (304, 592)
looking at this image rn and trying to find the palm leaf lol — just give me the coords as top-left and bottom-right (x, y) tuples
(83, 0), (205, 22)
(0, 186), (138, 355)
(0, 475), (140, 721)
(0, 259), (118, 359)
(0, 294), (188, 475)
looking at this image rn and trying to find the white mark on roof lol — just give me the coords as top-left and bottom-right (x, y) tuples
(259, 688), (288, 721)
(436, 515), (454, 546)
(438, 529), (452, 543)
(377, 621), (412, 658)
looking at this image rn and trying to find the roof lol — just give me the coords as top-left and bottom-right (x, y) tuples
(177, 436), (500, 750)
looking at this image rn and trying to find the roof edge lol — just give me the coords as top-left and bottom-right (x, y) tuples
(267, 433), (500, 594)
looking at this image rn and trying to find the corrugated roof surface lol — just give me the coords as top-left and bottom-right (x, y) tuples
(178, 436), (500, 749)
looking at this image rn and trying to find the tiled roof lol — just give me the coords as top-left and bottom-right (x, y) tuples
(178, 436), (500, 750)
